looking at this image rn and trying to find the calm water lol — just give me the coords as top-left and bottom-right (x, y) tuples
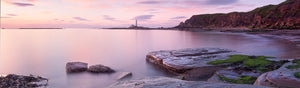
(0, 29), (299, 87)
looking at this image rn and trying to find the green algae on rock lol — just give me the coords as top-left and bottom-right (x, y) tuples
(294, 72), (300, 78)
(207, 55), (287, 84)
(207, 55), (249, 65)
(286, 59), (300, 69)
(218, 75), (257, 84)
(207, 55), (274, 67)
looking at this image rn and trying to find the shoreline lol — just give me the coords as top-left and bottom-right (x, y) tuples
(221, 29), (300, 47)
(175, 28), (300, 48)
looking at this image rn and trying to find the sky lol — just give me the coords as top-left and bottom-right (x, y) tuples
(1, 0), (286, 28)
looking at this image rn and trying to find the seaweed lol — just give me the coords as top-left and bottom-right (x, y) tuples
(218, 75), (257, 84)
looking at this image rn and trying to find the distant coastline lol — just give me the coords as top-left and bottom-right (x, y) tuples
(103, 26), (174, 30)
(102, 28), (174, 30)
(19, 28), (63, 29)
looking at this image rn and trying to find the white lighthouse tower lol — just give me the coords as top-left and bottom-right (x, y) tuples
(135, 20), (138, 27)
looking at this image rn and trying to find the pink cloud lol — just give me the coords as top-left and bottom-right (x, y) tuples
(62, 0), (111, 9)
(2, 0), (36, 7)
(133, 15), (154, 20)
(7, 14), (17, 16)
(73, 17), (89, 21)
(103, 15), (116, 21)
(137, 0), (161, 4)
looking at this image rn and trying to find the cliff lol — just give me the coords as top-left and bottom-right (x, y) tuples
(176, 0), (300, 29)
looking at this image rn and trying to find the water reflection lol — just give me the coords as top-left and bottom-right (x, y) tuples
(0, 29), (299, 87)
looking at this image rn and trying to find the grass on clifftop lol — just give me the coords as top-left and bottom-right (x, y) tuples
(218, 76), (257, 84)
(207, 55), (273, 67)
(286, 59), (300, 69)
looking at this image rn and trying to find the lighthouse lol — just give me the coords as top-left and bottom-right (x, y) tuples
(135, 20), (138, 27)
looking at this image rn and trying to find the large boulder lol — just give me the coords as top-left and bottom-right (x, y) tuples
(254, 62), (300, 88)
(146, 48), (237, 80)
(66, 62), (88, 73)
(88, 64), (115, 73)
(109, 76), (271, 88)
(0, 74), (48, 88)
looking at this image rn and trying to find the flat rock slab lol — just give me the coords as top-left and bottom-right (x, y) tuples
(146, 48), (237, 79)
(254, 62), (300, 88)
(88, 64), (115, 73)
(66, 62), (88, 73)
(109, 76), (271, 88)
(117, 72), (132, 80)
(0, 74), (48, 88)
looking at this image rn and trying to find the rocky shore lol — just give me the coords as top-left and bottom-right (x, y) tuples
(110, 48), (300, 88)
(109, 76), (271, 88)
(0, 74), (48, 88)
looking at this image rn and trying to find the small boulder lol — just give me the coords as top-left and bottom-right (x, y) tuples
(88, 64), (115, 73)
(66, 62), (88, 73)
(117, 72), (132, 80)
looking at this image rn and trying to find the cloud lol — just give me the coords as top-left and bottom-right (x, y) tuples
(217, 6), (234, 10)
(145, 9), (157, 12)
(181, 0), (238, 6)
(0, 17), (11, 18)
(137, 0), (160, 4)
(133, 15), (154, 20)
(2, 0), (35, 7)
(73, 17), (89, 21)
(0, 14), (17, 19)
(103, 15), (115, 21)
(206, 0), (238, 5)
(63, 0), (108, 9)
(12, 2), (34, 6)
(27, 0), (36, 2)
(170, 16), (187, 19)
(53, 19), (65, 22)
(7, 14), (17, 16)
(144, 9), (160, 14)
